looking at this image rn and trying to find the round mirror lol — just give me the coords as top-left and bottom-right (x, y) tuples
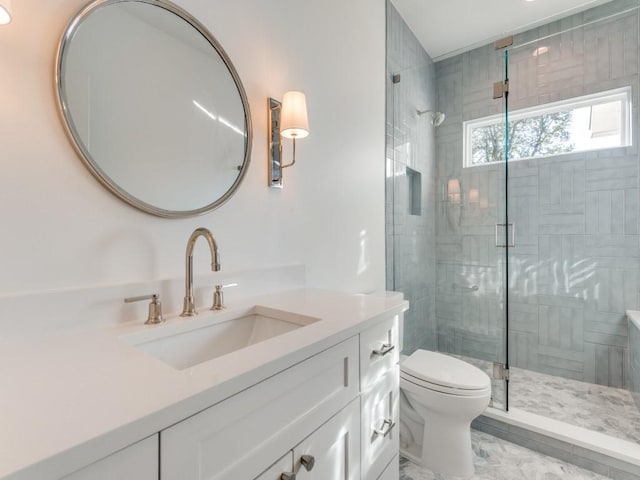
(56, 0), (252, 218)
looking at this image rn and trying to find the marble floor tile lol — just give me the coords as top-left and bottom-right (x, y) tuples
(450, 353), (640, 443)
(399, 430), (610, 480)
(509, 367), (640, 444)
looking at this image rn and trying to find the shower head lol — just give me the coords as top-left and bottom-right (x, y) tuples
(432, 111), (446, 127)
(417, 109), (446, 127)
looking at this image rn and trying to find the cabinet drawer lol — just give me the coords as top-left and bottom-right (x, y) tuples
(361, 367), (399, 480)
(161, 336), (359, 480)
(360, 316), (399, 391)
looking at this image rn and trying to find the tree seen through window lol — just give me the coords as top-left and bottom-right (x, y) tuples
(471, 111), (574, 165)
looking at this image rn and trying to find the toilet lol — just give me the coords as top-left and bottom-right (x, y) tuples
(399, 349), (491, 478)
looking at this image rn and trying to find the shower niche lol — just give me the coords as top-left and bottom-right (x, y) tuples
(406, 167), (421, 216)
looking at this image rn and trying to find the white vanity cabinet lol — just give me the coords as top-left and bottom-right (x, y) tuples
(59, 314), (402, 480)
(0, 290), (408, 480)
(61, 435), (158, 480)
(161, 337), (360, 479)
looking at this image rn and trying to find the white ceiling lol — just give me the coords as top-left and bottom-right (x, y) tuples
(391, 0), (615, 61)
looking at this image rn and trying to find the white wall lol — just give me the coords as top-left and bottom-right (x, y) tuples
(0, 0), (385, 300)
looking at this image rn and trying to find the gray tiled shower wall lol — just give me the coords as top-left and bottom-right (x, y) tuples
(434, 0), (640, 388)
(386, 0), (640, 388)
(385, 1), (438, 354)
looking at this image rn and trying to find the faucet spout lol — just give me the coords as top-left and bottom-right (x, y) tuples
(181, 227), (221, 317)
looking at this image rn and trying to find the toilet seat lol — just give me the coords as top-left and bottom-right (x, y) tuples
(400, 349), (491, 397)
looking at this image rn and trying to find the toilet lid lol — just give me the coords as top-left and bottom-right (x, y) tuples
(401, 350), (491, 391)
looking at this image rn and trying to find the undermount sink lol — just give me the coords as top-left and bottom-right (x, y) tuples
(122, 305), (320, 370)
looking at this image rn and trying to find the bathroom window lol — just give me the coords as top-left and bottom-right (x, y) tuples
(463, 87), (632, 167)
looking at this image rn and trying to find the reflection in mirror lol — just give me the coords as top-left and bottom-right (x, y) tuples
(57, 0), (252, 217)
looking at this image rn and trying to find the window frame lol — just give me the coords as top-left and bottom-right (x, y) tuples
(462, 86), (632, 168)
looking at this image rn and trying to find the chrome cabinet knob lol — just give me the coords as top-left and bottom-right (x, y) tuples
(300, 454), (315, 471)
(280, 473), (296, 480)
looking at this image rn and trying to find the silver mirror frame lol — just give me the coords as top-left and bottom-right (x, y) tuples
(55, 0), (253, 218)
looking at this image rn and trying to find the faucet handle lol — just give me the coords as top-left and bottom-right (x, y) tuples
(124, 294), (165, 325)
(211, 283), (238, 311)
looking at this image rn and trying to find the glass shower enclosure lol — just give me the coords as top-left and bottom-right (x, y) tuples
(387, 0), (640, 442)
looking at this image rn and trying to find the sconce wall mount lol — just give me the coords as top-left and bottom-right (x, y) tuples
(268, 98), (283, 188)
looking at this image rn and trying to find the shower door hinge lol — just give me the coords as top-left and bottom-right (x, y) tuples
(494, 36), (514, 50)
(493, 363), (509, 381)
(493, 80), (509, 99)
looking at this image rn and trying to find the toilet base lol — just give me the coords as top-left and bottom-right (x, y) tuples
(422, 415), (474, 478)
(399, 421), (474, 479)
(400, 384), (488, 479)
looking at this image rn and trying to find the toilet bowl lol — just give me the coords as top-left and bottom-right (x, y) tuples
(399, 349), (491, 478)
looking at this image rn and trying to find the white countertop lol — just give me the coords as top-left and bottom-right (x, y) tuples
(0, 289), (408, 480)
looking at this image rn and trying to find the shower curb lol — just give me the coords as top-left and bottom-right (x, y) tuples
(472, 407), (640, 479)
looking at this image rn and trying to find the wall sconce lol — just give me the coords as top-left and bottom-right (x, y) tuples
(468, 188), (479, 204)
(0, 0), (11, 24)
(447, 178), (461, 204)
(268, 91), (309, 188)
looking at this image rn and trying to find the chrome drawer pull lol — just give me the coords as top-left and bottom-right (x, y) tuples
(372, 343), (395, 356)
(280, 473), (296, 480)
(374, 418), (396, 437)
(300, 454), (315, 472)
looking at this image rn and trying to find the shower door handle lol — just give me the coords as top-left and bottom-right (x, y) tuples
(495, 223), (515, 248)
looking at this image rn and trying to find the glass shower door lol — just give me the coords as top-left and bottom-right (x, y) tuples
(434, 45), (511, 410)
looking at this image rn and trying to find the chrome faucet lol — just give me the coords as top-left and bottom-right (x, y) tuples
(181, 227), (221, 316)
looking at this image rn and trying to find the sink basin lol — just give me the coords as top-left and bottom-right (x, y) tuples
(122, 306), (319, 370)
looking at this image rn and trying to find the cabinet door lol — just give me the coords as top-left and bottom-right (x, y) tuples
(254, 452), (294, 480)
(293, 398), (360, 480)
(61, 435), (158, 480)
(361, 367), (399, 480)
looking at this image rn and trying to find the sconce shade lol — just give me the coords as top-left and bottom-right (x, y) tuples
(447, 178), (460, 196)
(280, 91), (309, 139)
(0, 0), (11, 25)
